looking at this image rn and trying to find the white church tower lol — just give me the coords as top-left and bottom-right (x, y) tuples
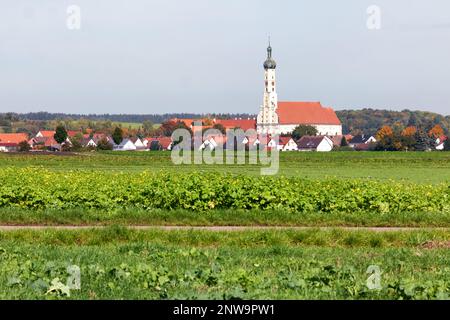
(257, 42), (279, 134)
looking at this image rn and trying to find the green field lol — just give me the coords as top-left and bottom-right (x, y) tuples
(0, 151), (448, 299)
(1, 227), (449, 300)
(0, 151), (449, 182)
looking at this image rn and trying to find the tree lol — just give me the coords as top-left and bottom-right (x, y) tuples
(112, 127), (123, 145)
(428, 124), (444, 139)
(375, 125), (400, 151)
(70, 133), (84, 152)
(401, 126), (417, 150)
(340, 136), (348, 147)
(212, 123), (226, 134)
(157, 120), (192, 137)
(444, 139), (450, 151)
(291, 125), (318, 140)
(18, 140), (31, 152)
(96, 137), (113, 150)
(401, 126), (417, 137)
(142, 120), (154, 136)
(54, 125), (68, 144)
(414, 129), (432, 151)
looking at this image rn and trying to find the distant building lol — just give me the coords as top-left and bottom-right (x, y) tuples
(297, 136), (334, 152)
(348, 135), (377, 148)
(256, 43), (342, 136)
(114, 139), (136, 151)
(436, 136), (447, 151)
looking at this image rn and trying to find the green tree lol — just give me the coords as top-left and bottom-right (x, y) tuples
(414, 130), (432, 151)
(96, 137), (113, 151)
(291, 125), (318, 140)
(18, 140), (31, 152)
(444, 139), (450, 151)
(112, 127), (123, 145)
(70, 133), (84, 152)
(142, 120), (154, 135)
(54, 125), (68, 144)
(340, 136), (348, 147)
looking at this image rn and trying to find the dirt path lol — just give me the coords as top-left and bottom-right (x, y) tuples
(0, 225), (448, 232)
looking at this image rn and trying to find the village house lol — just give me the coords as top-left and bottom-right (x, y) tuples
(348, 135), (377, 149)
(147, 137), (173, 151)
(277, 137), (298, 151)
(114, 139), (137, 151)
(436, 136), (447, 151)
(130, 137), (146, 150)
(0, 133), (29, 152)
(297, 136), (334, 152)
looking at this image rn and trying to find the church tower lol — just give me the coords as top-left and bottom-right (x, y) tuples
(257, 42), (279, 134)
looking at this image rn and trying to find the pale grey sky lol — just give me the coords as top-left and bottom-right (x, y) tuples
(1, 0), (450, 115)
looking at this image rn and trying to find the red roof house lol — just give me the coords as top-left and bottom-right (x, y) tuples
(276, 102), (341, 125)
(0, 133), (29, 144)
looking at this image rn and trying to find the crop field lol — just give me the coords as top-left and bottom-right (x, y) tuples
(1, 228), (449, 300)
(0, 151), (449, 299)
(0, 151), (449, 182)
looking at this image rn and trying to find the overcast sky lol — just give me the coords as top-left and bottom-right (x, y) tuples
(1, 0), (450, 115)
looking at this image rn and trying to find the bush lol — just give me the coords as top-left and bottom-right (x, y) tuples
(97, 138), (113, 151)
(18, 141), (31, 152)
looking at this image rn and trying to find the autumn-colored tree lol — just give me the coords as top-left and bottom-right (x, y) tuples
(401, 126), (417, 137)
(376, 126), (394, 141)
(375, 125), (402, 151)
(157, 120), (192, 137)
(428, 124), (444, 139)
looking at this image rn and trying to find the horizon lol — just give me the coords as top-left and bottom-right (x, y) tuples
(1, 1), (450, 115)
(2, 106), (449, 118)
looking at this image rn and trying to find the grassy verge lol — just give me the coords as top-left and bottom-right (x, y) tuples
(1, 226), (450, 247)
(0, 208), (449, 227)
(0, 228), (449, 299)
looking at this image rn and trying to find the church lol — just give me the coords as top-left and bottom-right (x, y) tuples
(257, 44), (342, 136)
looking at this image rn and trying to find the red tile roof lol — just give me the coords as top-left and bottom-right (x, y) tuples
(278, 136), (292, 145)
(44, 137), (59, 147)
(67, 131), (82, 137)
(215, 119), (256, 131)
(172, 118), (256, 132)
(276, 102), (341, 125)
(0, 133), (29, 144)
(149, 137), (172, 149)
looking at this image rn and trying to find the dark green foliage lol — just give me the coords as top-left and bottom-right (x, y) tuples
(149, 140), (162, 151)
(18, 141), (31, 152)
(54, 126), (68, 144)
(70, 133), (84, 152)
(112, 127), (123, 145)
(444, 139), (450, 151)
(340, 136), (348, 147)
(1, 169), (448, 213)
(292, 125), (318, 140)
(413, 130), (433, 151)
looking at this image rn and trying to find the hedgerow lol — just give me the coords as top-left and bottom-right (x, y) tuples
(0, 168), (448, 213)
